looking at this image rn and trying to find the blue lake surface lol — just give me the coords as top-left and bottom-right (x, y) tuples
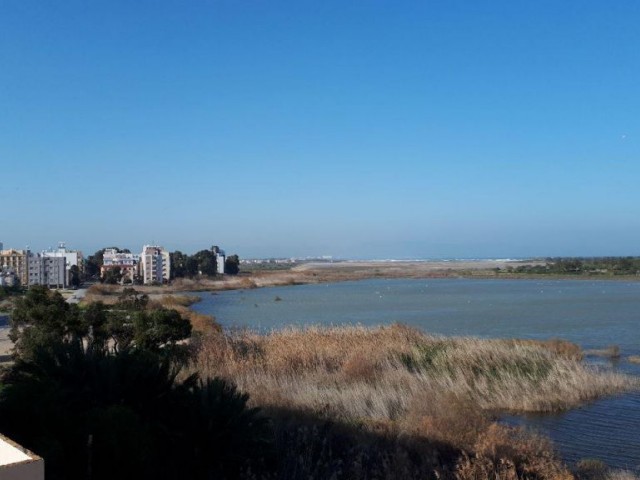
(192, 278), (640, 471)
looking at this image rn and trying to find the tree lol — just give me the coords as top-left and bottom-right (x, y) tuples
(170, 250), (188, 279)
(69, 265), (81, 288)
(1, 285), (272, 479)
(193, 249), (217, 276)
(225, 255), (240, 275)
(102, 266), (122, 284)
(9, 287), (191, 360)
(9, 286), (84, 360)
(86, 247), (131, 278)
(171, 250), (219, 279)
(0, 345), (272, 480)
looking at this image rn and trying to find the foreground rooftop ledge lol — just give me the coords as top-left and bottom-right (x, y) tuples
(0, 433), (44, 480)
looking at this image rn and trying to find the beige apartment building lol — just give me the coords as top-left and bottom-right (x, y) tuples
(0, 249), (28, 286)
(140, 245), (171, 284)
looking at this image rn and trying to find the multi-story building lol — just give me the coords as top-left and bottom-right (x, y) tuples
(216, 251), (226, 274)
(0, 266), (18, 287)
(0, 249), (29, 286)
(211, 246), (226, 275)
(140, 245), (170, 284)
(101, 249), (140, 283)
(41, 242), (83, 284)
(27, 254), (66, 288)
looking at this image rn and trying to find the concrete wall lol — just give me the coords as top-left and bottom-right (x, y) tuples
(0, 459), (44, 480)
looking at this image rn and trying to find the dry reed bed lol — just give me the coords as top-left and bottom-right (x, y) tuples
(193, 325), (640, 478)
(196, 324), (635, 418)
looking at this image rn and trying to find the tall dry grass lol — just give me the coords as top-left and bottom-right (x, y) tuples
(147, 295), (220, 335)
(192, 324), (637, 479)
(195, 324), (634, 416)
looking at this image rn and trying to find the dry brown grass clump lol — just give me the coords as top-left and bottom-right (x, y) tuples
(155, 294), (201, 308)
(628, 355), (640, 364)
(586, 345), (622, 359)
(455, 423), (574, 480)
(82, 284), (122, 304)
(86, 284), (120, 296)
(147, 296), (219, 335)
(606, 471), (640, 480)
(183, 310), (220, 334)
(512, 338), (584, 361)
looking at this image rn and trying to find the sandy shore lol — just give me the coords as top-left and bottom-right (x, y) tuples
(115, 259), (545, 295)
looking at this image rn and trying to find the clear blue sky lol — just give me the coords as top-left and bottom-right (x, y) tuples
(1, 1), (639, 259)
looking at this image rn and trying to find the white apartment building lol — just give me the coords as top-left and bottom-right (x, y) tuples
(216, 250), (226, 275)
(41, 243), (83, 284)
(27, 254), (66, 288)
(101, 249), (140, 283)
(140, 245), (170, 284)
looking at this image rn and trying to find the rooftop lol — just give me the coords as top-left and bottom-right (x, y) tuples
(0, 435), (34, 466)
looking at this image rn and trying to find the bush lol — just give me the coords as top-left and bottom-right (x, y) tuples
(1, 286), (274, 480)
(0, 343), (273, 480)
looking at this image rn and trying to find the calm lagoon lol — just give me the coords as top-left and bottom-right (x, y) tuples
(192, 278), (640, 471)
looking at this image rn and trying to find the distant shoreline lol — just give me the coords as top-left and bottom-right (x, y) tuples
(83, 259), (640, 300)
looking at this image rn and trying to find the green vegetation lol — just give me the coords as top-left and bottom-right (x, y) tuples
(170, 247), (241, 278)
(171, 249), (218, 277)
(86, 245), (241, 283)
(85, 246), (131, 278)
(68, 264), (81, 288)
(0, 286), (271, 480)
(8, 287), (192, 361)
(400, 340), (552, 383)
(508, 257), (640, 276)
(0, 284), (23, 301)
(225, 254), (240, 275)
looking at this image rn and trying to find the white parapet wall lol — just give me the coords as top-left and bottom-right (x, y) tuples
(0, 434), (44, 480)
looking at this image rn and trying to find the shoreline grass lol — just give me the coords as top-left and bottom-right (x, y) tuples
(194, 324), (635, 415)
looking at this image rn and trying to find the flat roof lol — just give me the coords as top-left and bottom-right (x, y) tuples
(0, 436), (33, 466)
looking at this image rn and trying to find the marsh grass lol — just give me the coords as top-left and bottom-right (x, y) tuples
(149, 297), (219, 335)
(196, 325), (634, 416)
(154, 294), (201, 308)
(192, 324), (637, 478)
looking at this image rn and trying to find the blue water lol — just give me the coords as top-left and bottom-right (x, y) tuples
(192, 278), (640, 471)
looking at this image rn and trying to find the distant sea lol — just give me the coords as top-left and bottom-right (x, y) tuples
(192, 277), (640, 472)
